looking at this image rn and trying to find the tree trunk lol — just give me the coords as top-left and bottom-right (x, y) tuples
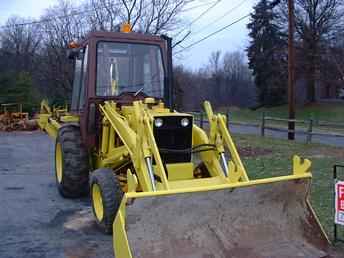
(305, 42), (317, 103)
(306, 74), (316, 103)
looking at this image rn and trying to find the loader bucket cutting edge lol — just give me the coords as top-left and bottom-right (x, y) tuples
(114, 178), (329, 258)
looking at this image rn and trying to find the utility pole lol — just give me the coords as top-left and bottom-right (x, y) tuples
(288, 0), (295, 140)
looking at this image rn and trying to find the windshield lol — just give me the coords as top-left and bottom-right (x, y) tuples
(96, 42), (165, 98)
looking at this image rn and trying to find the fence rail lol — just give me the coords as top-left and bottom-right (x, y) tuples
(317, 121), (344, 129)
(189, 111), (344, 143)
(261, 113), (344, 143)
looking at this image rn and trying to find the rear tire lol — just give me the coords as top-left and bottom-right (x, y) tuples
(55, 126), (89, 198)
(90, 168), (123, 234)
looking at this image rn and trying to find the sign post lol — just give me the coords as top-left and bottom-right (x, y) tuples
(334, 165), (344, 243)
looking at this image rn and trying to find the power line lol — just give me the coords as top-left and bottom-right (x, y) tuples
(181, 0), (217, 12)
(172, 31), (191, 48)
(174, 13), (250, 55)
(0, 8), (97, 29)
(192, 0), (249, 36)
(186, 0), (222, 26)
(173, 0), (222, 38)
(172, 0), (249, 51)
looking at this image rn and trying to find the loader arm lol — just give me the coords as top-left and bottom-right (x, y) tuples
(192, 125), (228, 179)
(204, 101), (249, 182)
(99, 101), (152, 192)
(99, 101), (171, 192)
(100, 102), (136, 155)
(133, 101), (169, 190)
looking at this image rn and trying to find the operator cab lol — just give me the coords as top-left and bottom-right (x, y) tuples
(69, 28), (171, 110)
(68, 27), (173, 147)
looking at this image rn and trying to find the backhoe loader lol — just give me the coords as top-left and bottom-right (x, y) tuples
(38, 24), (330, 258)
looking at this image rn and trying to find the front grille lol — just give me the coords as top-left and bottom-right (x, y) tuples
(153, 116), (192, 164)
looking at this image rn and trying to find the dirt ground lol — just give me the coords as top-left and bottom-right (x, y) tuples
(0, 131), (113, 258)
(1, 131), (343, 258)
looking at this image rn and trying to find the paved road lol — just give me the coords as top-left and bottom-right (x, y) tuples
(0, 131), (113, 258)
(229, 124), (344, 147)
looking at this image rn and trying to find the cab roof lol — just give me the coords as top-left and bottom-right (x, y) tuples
(79, 31), (165, 46)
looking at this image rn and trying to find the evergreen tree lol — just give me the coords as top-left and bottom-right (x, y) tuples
(0, 72), (40, 113)
(247, 0), (287, 106)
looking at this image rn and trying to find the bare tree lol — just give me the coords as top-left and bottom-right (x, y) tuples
(222, 50), (255, 106)
(206, 50), (222, 106)
(223, 51), (251, 81)
(277, 0), (342, 102)
(175, 50), (255, 111)
(208, 50), (222, 74)
(0, 16), (42, 73)
(86, 0), (188, 34)
(38, 0), (89, 98)
(296, 0), (341, 102)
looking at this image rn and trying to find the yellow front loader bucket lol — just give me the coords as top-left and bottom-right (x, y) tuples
(114, 177), (329, 258)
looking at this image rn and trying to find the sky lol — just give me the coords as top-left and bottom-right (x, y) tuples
(0, 0), (56, 23)
(0, 0), (255, 70)
(173, 0), (255, 70)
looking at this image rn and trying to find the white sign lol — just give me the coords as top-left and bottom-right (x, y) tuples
(335, 181), (344, 225)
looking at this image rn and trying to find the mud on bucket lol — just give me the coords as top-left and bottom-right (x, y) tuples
(114, 178), (329, 258)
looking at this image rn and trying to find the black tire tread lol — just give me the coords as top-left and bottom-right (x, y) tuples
(90, 168), (123, 234)
(55, 126), (89, 198)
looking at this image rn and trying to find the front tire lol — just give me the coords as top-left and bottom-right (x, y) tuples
(90, 168), (123, 234)
(55, 126), (89, 198)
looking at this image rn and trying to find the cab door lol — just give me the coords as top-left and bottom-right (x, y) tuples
(71, 46), (89, 112)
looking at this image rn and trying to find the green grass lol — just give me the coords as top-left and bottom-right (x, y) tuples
(221, 103), (344, 124)
(233, 133), (344, 242)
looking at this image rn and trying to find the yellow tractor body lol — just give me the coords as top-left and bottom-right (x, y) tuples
(37, 29), (330, 257)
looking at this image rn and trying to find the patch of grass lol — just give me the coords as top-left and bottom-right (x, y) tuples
(222, 103), (344, 124)
(233, 133), (344, 242)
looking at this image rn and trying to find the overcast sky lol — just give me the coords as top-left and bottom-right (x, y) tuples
(0, 0), (255, 70)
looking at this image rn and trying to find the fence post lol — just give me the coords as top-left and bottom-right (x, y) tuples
(261, 112), (265, 137)
(200, 112), (204, 129)
(306, 118), (313, 143)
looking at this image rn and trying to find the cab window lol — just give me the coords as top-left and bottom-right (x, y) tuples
(79, 46), (88, 109)
(71, 46), (88, 111)
(96, 42), (164, 98)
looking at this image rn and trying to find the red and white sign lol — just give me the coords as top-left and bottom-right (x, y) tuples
(335, 181), (344, 225)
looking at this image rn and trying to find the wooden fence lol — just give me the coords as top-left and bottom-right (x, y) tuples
(190, 111), (344, 143)
(261, 113), (344, 143)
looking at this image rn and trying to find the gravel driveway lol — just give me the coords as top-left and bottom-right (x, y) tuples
(0, 131), (113, 258)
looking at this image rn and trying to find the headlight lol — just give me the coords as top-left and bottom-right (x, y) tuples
(154, 118), (163, 127)
(181, 118), (190, 127)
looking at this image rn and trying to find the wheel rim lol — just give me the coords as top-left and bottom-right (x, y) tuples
(92, 183), (104, 222)
(55, 143), (63, 183)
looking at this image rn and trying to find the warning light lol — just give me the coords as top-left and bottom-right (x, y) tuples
(68, 41), (79, 49)
(121, 22), (132, 33)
